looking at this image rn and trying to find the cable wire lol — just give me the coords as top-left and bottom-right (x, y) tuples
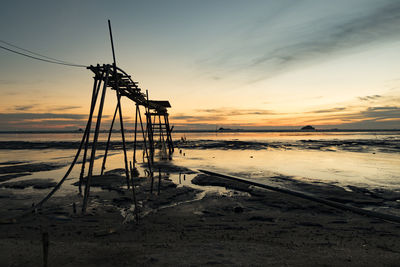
(0, 44), (87, 67)
(0, 39), (79, 65)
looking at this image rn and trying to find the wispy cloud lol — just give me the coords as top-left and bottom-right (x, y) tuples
(14, 105), (36, 111)
(201, 1), (400, 82)
(198, 108), (279, 116)
(11, 104), (82, 113)
(307, 107), (346, 114)
(171, 104), (400, 129)
(51, 105), (82, 111)
(0, 113), (87, 120)
(0, 112), (109, 130)
(361, 106), (400, 120)
(358, 95), (382, 101)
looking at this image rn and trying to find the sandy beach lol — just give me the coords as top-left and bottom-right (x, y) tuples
(1, 162), (400, 266)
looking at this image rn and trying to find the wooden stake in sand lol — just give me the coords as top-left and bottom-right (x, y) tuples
(129, 161), (139, 223)
(42, 232), (49, 267)
(158, 168), (161, 195)
(150, 171), (154, 194)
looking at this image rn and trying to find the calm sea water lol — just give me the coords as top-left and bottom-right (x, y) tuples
(0, 131), (399, 193)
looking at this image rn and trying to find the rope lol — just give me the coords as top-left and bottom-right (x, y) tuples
(0, 44), (87, 67)
(0, 39), (80, 65)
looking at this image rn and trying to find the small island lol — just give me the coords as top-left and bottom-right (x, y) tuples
(301, 125), (316, 131)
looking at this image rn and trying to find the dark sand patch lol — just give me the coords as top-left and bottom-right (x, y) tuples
(72, 174), (128, 191)
(0, 160), (29, 166)
(0, 163), (65, 175)
(0, 173), (32, 182)
(0, 179), (57, 189)
(146, 161), (196, 174)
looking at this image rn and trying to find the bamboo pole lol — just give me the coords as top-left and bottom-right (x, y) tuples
(79, 71), (103, 193)
(42, 232), (49, 267)
(116, 90), (131, 189)
(82, 65), (110, 213)
(158, 168), (161, 195)
(129, 161), (139, 223)
(101, 102), (118, 176)
(133, 104), (138, 167)
(164, 114), (174, 157)
(137, 105), (152, 173)
(145, 90), (154, 163)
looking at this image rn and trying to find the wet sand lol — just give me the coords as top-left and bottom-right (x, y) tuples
(1, 166), (400, 266)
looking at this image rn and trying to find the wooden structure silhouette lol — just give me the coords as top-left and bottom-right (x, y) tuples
(79, 63), (174, 212)
(77, 21), (174, 212)
(29, 20), (174, 215)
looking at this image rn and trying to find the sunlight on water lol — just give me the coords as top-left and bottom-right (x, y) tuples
(172, 148), (400, 190)
(0, 131), (399, 193)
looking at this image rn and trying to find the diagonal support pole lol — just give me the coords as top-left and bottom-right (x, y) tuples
(79, 69), (104, 193)
(101, 102), (118, 176)
(133, 103), (138, 167)
(116, 90), (131, 189)
(82, 65), (110, 213)
(137, 105), (152, 173)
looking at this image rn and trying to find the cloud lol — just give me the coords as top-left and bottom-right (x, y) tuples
(202, 1), (400, 81)
(0, 112), (110, 130)
(171, 104), (400, 130)
(198, 108), (279, 116)
(171, 114), (225, 122)
(308, 107), (346, 114)
(0, 113), (87, 120)
(302, 106), (400, 125)
(11, 104), (82, 112)
(361, 106), (400, 120)
(358, 95), (382, 101)
(51, 105), (82, 111)
(171, 108), (282, 126)
(14, 105), (36, 111)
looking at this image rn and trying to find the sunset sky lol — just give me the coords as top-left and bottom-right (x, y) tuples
(1, 0), (400, 131)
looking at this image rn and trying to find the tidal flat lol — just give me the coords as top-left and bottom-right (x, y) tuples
(0, 131), (400, 265)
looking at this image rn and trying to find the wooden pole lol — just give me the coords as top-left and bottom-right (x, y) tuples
(108, 20), (130, 189)
(108, 20), (117, 67)
(158, 168), (161, 195)
(116, 90), (131, 189)
(164, 114), (174, 157)
(101, 102), (118, 175)
(42, 232), (49, 267)
(129, 161), (139, 223)
(79, 71), (102, 193)
(159, 115), (167, 159)
(133, 104), (138, 167)
(82, 65), (110, 213)
(145, 90), (154, 163)
(137, 105), (152, 173)
(150, 171), (154, 194)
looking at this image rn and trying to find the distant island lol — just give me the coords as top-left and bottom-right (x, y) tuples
(301, 125), (316, 131)
(218, 127), (243, 132)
